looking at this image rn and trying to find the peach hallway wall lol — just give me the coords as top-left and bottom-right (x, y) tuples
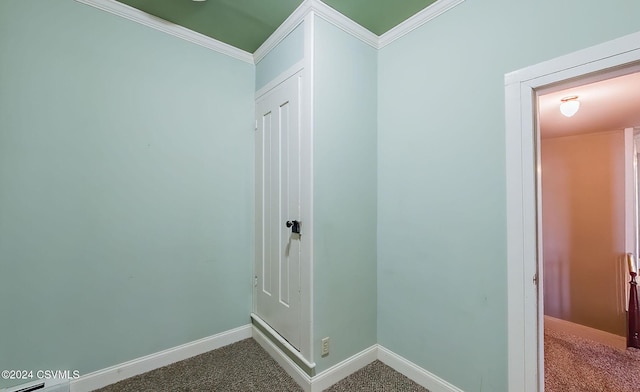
(541, 130), (627, 336)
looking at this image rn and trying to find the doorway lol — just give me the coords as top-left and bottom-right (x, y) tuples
(505, 31), (640, 392)
(537, 73), (640, 339)
(254, 70), (304, 350)
(537, 72), (640, 390)
(251, 64), (315, 371)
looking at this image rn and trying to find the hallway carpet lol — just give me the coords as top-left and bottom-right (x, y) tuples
(94, 338), (430, 391)
(545, 327), (640, 392)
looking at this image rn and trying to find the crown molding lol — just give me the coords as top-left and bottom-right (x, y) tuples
(254, 0), (378, 64)
(310, 0), (378, 49)
(253, 0), (312, 64)
(378, 0), (465, 48)
(75, 0), (463, 64)
(74, 0), (254, 64)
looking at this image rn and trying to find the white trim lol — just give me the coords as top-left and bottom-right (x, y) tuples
(311, 345), (377, 392)
(505, 80), (531, 392)
(378, 0), (465, 48)
(252, 14), (315, 371)
(252, 325), (377, 392)
(252, 20), (314, 364)
(75, 0), (462, 64)
(377, 346), (464, 392)
(505, 33), (640, 86)
(310, 0), (378, 49)
(255, 60), (305, 99)
(544, 316), (626, 351)
(73, 0), (253, 64)
(256, 338), (466, 392)
(254, 0), (377, 64)
(69, 325), (252, 392)
(250, 313), (316, 369)
(253, 3), (311, 64)
(505, 30), (640, 392)
(625, 127), (636, 312)
(625, 127), (637, 266)
(252, 326), (313, 392)
(66, 330), (463, 392)
(534, 82), (546, 392)
(301, 10), (316, 369)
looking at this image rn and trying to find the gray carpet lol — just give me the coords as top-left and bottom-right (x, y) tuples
(545, 327), (640, 391)
(324, 360), (429, 392)
(94, 338), (430, 391)
(95, 339), (301, 392)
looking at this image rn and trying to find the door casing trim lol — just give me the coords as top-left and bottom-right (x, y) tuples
(505, 30), (640, 392)
(252, 14), (315, 368)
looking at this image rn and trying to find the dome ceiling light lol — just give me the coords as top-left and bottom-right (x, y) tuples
(560, 95), (580, 117)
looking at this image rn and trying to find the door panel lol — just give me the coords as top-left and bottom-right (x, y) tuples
(255, 72), (302, 350)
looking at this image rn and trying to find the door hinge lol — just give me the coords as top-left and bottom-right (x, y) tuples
(255, 120), (258, 131)
(254, 276), (258, 287)
(533, 273), (538, 286)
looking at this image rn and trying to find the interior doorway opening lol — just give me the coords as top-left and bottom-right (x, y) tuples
(505, 30), (640, 392)
(536, 69), (640, 391)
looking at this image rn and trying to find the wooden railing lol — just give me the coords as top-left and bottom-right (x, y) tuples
(627, 253), (640, 348)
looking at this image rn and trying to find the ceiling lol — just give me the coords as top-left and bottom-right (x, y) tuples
(539, 71), (640, 139)
(116, 0), (438, 53)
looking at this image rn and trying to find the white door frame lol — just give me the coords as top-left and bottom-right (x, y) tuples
(252, 14), (316, 370)
(505, 30), (640, 392)
(252, 10), (316, 372)
(253, 59), (314, 369)
(625, 127), (637, 310)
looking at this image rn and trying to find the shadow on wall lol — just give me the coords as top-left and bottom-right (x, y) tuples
(542, 130), (627, 336)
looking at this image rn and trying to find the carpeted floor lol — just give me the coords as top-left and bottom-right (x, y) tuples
(324, 360), (428, 392)
(95, 339), (301, 392)
(94, 338), (429, 392)
(545, 327), (640, 392)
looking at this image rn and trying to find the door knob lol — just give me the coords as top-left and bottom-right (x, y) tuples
(286, 220), (301, 234)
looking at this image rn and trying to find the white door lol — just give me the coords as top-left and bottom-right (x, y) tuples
(255, 71), (302, 350)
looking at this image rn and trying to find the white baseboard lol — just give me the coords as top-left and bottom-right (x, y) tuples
(253, 326), (462, 392)
(252, 326), (313, 391)
(310, 345), (377, 392)
(252, 326), (378, 392)
(65, 323), (463, 392)
(377, 345), (464, 392)
(70, 324), (252, 392)
(544, 315), (626, 350)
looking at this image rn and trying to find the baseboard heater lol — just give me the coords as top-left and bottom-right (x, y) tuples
(2, 380), (69, 392)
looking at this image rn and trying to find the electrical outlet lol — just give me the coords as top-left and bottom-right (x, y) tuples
(321, 337), (330, 356)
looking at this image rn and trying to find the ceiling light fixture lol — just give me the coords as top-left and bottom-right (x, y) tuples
(560, 95), (580, 117)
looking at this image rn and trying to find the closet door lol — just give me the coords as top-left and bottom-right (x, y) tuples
(255, 71), (303, 350)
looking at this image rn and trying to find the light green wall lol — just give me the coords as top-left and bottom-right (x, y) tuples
(6, 0), (640, 390)
(0, 1), (254, 388)
(255, 23), (305, 92)
(377, 1), (640, 391)
(313, 16), (377, 372)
